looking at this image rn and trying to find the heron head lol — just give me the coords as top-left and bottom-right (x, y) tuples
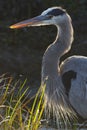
(10, 7), (66, 29)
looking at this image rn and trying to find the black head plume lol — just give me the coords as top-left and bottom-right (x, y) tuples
(46, 7), (66, 16)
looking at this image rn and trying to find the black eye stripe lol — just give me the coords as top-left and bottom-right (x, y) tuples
(47, 9), (65, 16)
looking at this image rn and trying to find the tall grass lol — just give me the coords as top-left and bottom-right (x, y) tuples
(0, 74), (45, 130)
(0, 74), (86, 130)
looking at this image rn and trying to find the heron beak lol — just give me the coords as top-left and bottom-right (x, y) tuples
(10, 15), (48, 29)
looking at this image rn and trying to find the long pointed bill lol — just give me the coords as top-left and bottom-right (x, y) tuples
(10, 15), (49, 29)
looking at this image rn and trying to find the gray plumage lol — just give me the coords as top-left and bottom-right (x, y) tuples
(10, 6), (87, 123)
(41, 7), (87, 121)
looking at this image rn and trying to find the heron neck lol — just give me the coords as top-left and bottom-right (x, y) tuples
(56, 17), (73, 57)
(42, 17), (73, 80)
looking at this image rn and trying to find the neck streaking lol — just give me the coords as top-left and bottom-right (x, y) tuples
(41, 14), (74, 81)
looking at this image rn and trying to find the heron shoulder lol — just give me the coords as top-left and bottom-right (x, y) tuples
(60, 55), (87, 75)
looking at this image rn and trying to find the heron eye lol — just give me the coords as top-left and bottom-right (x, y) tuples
(48, 15), (53, 19)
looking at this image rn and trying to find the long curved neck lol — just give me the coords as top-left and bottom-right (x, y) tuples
(42, 14), (74, 81)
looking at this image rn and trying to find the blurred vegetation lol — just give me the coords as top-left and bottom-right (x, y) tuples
(0, 0), (87, 85)
(0, 0), (87, 21)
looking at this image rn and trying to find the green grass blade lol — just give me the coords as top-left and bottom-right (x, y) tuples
(9, 87), (29, 126)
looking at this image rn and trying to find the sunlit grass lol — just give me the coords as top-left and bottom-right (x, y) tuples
(0, 74), (86, 130)
(0, 74), (45, 130)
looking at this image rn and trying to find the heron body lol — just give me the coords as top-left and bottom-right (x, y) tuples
(61, 56), (87, 118)
(10, 7), (87, 121)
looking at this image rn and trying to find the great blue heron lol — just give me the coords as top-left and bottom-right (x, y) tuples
(10, 7), (87, 123)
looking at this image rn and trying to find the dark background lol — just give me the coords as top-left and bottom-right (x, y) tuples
(0, 0), (87, 92)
